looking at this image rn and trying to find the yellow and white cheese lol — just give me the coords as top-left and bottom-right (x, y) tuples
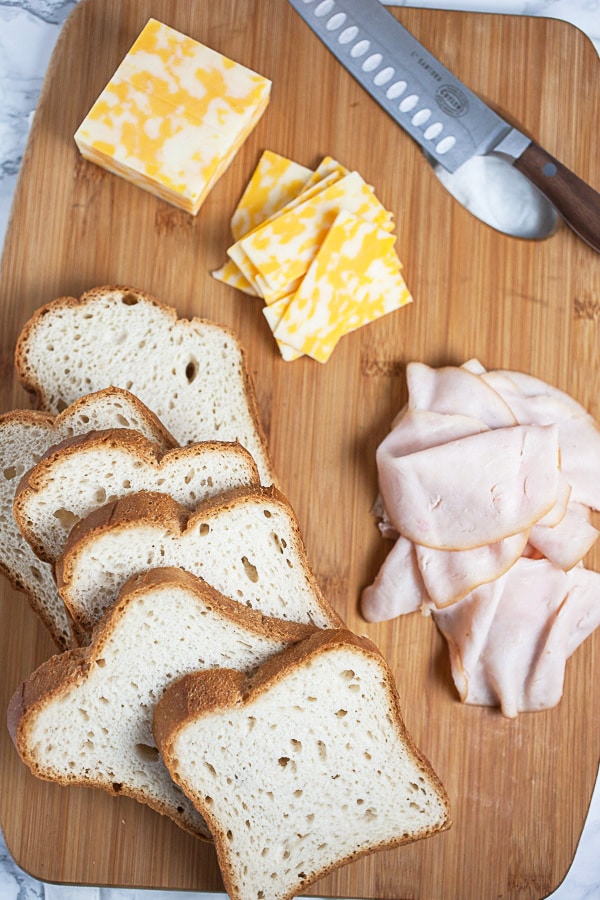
(74, 18), (271, 214)
(213, 152), (413, 362)
(273, 210), (411, 362)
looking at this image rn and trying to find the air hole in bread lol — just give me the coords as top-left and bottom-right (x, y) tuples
(226, 829), (233, 841)
(199, 523), (210, 536)
(290, 739), (302, 752)
(56, 399), (67, 413)
(29, 565), (43, 582)
(95, 488), (107, 504)
(185, 358), (199, 383)
(263, 509), (272, 518)
(95, 658), (106, 668)
(336, 709), (348, 717)
(241, 555), (259, 583)
(135, 743), (159, 762)
(316, 740), (327, 760)
(112, 782), (123, 792)
(278, 756), (289, 767)
(3, 465), (19, 480)
(115, 415), (131, 427)
(121, 293), (139, 306)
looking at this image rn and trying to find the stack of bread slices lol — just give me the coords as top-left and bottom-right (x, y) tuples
(4, 286), (450, 900)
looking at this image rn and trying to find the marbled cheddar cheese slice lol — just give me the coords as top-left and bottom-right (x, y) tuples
(273, 210), (412, 362)
(236, 172), (393, 299)
(218, 156), (351, 296)
(230, 150), (313, 241)
(225, 168), (350, 298)
(262, 299), (303, 361)
(212, 260), (259, 297)
(74, 18), (271, 215)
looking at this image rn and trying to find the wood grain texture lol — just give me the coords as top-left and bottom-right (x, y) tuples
(1, 1), (600, 897)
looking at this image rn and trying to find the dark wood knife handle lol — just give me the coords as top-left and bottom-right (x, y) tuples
(513, 142), (600, 253)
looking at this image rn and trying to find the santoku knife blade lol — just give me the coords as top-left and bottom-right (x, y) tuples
(287, 0), (600, 252)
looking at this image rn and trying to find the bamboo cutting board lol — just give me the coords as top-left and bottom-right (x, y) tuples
(1, 1), (600, 897)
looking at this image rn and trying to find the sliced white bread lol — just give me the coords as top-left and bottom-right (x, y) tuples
(14, 286), (274, 485)
(153, 629), (451, 900)
(14, 429), (260, 564)
(7, 567), (317, 840)
(0, 388), (175, 649)
(56, 487), (343, 637)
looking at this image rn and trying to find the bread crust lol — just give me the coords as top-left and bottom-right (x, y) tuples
(14, 429), (260, 563)
(14, 285), (274, 485)
(55, 485), (344, 635)
(154, 629), (452, 900)
(8, 566), (318, 840)
(0, 387), (176, 648)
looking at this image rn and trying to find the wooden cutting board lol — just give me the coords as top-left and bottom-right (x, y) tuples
(1, 1), (600, 897)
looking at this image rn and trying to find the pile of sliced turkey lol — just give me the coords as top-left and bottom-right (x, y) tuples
(362, 360), (600, 717)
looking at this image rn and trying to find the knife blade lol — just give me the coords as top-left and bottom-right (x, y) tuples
(287, 0), (600, 253)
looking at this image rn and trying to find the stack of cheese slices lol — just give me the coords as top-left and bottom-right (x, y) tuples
(4, 286), (450, 900)
(213, 150), (413, 363)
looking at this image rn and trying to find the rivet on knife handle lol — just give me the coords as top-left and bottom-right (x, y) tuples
(513, 144), (600, 253)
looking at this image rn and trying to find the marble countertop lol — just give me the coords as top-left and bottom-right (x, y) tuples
(1, 1), (599, 898)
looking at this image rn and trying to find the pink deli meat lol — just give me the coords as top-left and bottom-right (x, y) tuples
(362, 360), (600, 716)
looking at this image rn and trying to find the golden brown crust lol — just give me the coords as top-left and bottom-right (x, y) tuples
(0, 388), (177, 649)
(14, 285), (275, 485)
(14, 430), (261, 562)
(153, 628), (452, 898)
(118, 567), (318, 647)
(7, 647), (90, 752)
(55, 485), (344, 633)
(9, 565), (319, 841)
(14, 288), (172, 406)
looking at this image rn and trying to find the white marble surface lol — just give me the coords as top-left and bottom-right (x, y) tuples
(0, 0), (599, 898)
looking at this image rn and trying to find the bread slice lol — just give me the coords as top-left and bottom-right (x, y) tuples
(14, 429), (260, 564)
(0, 388), (175, 649)
(7, 567), (317, 840)
(56, 487), (343, 637)
(14, 286), (274, 485)
(154, 629), (451, 900)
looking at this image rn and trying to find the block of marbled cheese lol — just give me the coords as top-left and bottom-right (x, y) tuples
(74, 18), (271, 214)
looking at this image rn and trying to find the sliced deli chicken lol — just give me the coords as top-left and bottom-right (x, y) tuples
(377, 424), (560, 551)
(363, 360), (600, 716)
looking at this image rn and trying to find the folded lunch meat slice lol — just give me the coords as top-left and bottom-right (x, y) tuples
(406, 361), (517, 429)
(482, 368), (600, 511)
(361, 536), (430, 622)
(527, 502), (599, 571)
(377, 409), (490, 460)
(433, 558), (600, 717)
(414, 530), (529, 609)
(377, 424), (561, 551)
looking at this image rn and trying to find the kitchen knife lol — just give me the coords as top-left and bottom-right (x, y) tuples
(287, 0), (600, 252)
